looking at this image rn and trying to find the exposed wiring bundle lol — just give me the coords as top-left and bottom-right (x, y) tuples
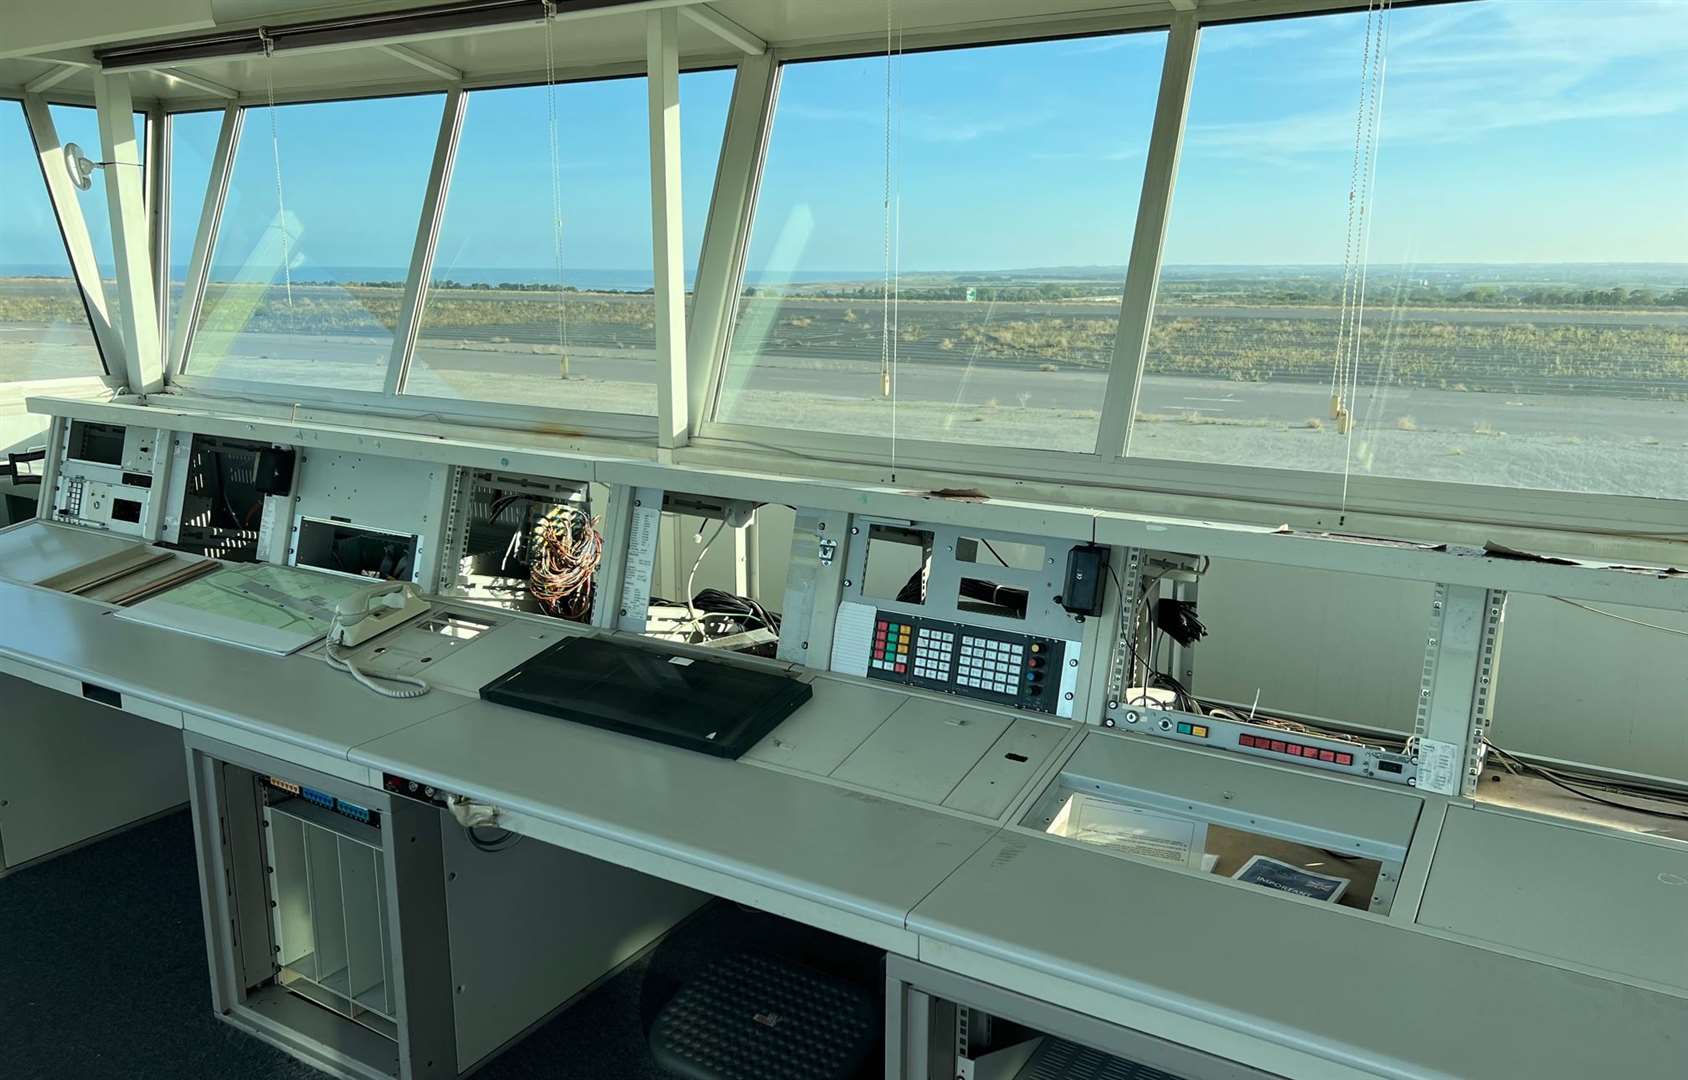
(528, 504), (602, 619)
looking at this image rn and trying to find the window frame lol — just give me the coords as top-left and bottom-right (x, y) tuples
(137, 0), (1688, 552)
(682, 2), (1688, 546)
(165, 52), (735, 443)
(0, 94), (127, 393)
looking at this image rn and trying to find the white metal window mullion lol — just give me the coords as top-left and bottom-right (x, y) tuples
(20, 94), (126, 380)
(1092, 13), (1200, 460)
(95, 72), (165, 394)
(686, 53), (778, 436)
(149, 107), (171, 350)
(384, 87), (466, 397)
(647, 9), (689, 450)
(168, 103), (242, 381)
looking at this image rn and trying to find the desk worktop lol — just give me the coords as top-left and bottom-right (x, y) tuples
(0, 569), (1002, 951)
(348, 697), (1002, 936)
(0, 577), (466, 765)
(911, 830), (1688, 1080)
(4, 531), (1686, 1080)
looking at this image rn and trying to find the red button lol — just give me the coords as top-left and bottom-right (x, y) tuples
(1239, 734), (1255, 747)
(1319, 750), (1336, 762)
(1270, 740), (1286, 753)
(1287, 744), (1302, 756)
(894, 664), (905, 673)
(1336, 752), (1353, 766)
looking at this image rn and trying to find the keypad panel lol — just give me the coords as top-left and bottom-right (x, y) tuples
(866, 611), (1066, 715)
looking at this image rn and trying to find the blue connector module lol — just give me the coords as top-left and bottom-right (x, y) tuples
(300, 786), (336, 810)
(335, 800), (372, 824)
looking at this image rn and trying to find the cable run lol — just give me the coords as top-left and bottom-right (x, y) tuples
(1331, 0), (1377, 419)
(1550, 596), (1688, 639)
(1338, 0), (1392, 522)
(543, 2), (571, 379)
(881, 0), (903, 480)
(260, 29), (293, 310)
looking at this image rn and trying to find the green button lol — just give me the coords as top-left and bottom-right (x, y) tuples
(1176, 722), (1192, 735)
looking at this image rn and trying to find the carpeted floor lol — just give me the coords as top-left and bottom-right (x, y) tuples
(0, 810), (884, 1080)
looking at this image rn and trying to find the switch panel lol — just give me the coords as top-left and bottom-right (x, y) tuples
(1111, 705), (1419, 786)
(865, 610), (1076, 717)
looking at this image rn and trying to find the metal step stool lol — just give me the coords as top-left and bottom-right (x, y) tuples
(649, 952), (877, 1080)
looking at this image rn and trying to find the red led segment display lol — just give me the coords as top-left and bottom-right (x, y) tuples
(1237, 732), (1353, 767)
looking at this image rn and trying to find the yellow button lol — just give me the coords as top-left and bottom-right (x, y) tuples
(1192, 725), (1209, 738)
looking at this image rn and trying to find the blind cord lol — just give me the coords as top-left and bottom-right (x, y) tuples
(260, 30), (293, 310)
(543, 2), (571, 379)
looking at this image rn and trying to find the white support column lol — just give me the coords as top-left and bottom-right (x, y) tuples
(385, 88), (467, 396)
(148, 107), (170, 348)
(1413, 584), (1507, 797)
(95, 72), (163, 393)
(21, 94), (125, 375)
(648, 8), (689, 451)
(685, 53), (776, 434)
(169, 104), (240, 379)
(1094, 13), (1199, 459)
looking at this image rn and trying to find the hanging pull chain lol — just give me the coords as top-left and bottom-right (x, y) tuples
(260, 28), (293, 310)
(1331, 1), (1378, 422)
(543, 1), (570, 380)
(1338, 0), (1393, 522)
(881, 0), (902, 480)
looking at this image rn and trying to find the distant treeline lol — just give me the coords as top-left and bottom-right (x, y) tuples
(284, 279), (659, 295)
(1158, 281), (1688, 309)
(747, 282), (1121, 302)
(746, 280), (1688, 308)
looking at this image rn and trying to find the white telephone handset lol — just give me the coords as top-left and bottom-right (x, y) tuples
(322, 583), (432, 698)
(328, 582), (431, 647)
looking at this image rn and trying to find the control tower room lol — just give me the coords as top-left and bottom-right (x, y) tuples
(0, 1), (1684, 1079)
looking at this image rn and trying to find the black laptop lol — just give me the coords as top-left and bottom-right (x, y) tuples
(480, 636), (812, 759)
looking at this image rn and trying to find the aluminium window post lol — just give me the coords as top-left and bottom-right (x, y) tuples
(148, 108), (170, 343)
(385, 88), (467, 397)
(21, 95), (125, 377)
(686, 53), (777, 438)
(169, 103), (240, 380)
(1094, 13), (1199, 460)
(95, 72), (164, 394)
(648, 7), (689, 452)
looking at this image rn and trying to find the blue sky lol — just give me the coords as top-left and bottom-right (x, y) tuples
(0, 102), (145, 277)
(6, 0), (1686, 279)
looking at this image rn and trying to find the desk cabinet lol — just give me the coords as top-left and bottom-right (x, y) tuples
(0, 673), (185, 874)
(184, 732), (702, 1080)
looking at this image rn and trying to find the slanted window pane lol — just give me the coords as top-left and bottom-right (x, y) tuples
(165, 110), (223, 346)
(406, 70), (732, 413)
(47, 105), (146, 334)
(1131, 1), (1688, 500)
(186, 94), (444, 390)
(0, 100), (104, 382)
(716, 33), (1166, 450)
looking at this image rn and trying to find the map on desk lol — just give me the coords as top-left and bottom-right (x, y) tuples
(114, 562), (375, 655)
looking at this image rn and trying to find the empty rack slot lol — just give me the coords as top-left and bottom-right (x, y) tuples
(264, 799), (396, 1038)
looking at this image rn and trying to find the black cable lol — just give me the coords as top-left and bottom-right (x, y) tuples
(980, 538), (1012, 568)
(1484, 742), (1688, 822)
(466, 825), (522, 853)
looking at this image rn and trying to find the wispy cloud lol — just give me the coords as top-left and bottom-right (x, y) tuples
(1184, 0), (1688, 164)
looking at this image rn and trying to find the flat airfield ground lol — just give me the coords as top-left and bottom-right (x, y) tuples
(4, 281), (1685, 498)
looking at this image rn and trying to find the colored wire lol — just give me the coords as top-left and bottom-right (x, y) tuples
(528, 504), (602, 620)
